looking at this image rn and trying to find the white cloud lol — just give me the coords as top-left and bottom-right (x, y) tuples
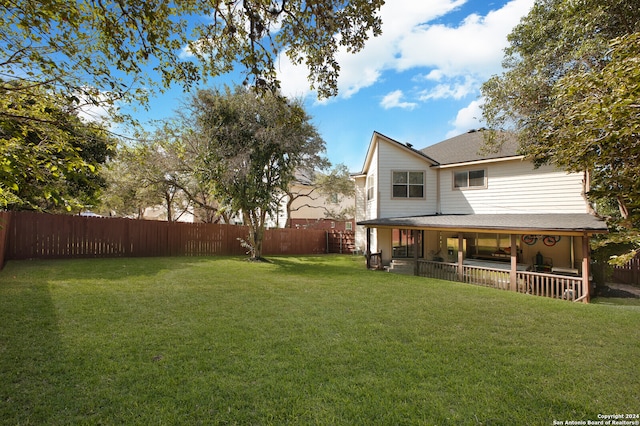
(418, 75), (478, 101)
(278, 0), (466, 99)
(395, 0), (534, 79)
(380, 90), (418, 110)
(277, 0), (534, 102)
(446, 99), (485, 138)
(74, 89), (118, 124)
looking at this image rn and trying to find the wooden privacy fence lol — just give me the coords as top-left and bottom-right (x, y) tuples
(0, 211), (329, 268)
(613, 254), (640, 285)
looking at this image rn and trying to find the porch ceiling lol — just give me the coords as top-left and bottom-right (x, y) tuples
(357, 213), (608, 235)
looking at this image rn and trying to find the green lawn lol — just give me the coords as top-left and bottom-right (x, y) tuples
(1, 255), (638, 425)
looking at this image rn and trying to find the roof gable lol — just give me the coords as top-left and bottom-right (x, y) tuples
(420, 129), (520, 166)
(360, 131), (438, 174)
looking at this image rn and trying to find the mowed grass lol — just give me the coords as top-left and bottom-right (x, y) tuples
(0, 255), (638, 425)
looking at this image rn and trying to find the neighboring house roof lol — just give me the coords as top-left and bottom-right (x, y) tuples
(292, 169), (315, 186)
(420, 128), (520, 166)
(357, 213), (608, 235)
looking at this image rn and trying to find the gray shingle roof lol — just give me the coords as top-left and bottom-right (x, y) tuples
(420, 129), (519, 165)
(357, 214), (608, 234)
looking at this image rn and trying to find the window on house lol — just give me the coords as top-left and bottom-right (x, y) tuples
(366, 175), (375, 200)
(454, 169), (486, 189)
(345, 222), (353, 231)
(392, 171), (424, 198)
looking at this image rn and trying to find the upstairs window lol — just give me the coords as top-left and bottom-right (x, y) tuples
(366, 175), (375, 200)
(392, 171), (424, 198)
(454, 169), (486, 189)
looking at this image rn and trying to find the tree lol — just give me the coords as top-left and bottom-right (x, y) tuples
(100, 145), (160, 219)
(190, 86), (326, 260)
(480, 0), (640, 263)
(101, 134), (197, 221)
(0, 82), (115, 211)
(544, 33), (640, 263)
(2, 0), (382, 214)
(1, 0), (383, 115)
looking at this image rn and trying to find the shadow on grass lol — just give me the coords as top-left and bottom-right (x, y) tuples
(0, 273), (66, 423)
(591, 284), (640, 307)
(1, 255), (368, 284)
(267, 254), (368, 278)
(1, 256), (230, 282)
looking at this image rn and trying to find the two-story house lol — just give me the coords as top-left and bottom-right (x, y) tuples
(353, 129), (608, 302)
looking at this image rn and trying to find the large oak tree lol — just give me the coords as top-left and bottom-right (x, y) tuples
(481, 0), (640, 262)
(1, 0), (383, 212)
(1, 0), (384, 110)
(188, 86), (326, 259)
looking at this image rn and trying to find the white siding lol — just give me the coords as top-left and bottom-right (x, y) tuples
(365, 143), (379, 220)
(439, 160), (587, 214)
(376, 140), (437, 218)
(354, 175), (367, 252)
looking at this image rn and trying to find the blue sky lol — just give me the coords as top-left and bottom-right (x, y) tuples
(125, 0), (534, 172)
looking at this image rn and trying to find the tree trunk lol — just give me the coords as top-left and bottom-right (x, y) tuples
(243, 210), (266, 260)
(286, 195), (294, 228)
(165, 191), (173, 222)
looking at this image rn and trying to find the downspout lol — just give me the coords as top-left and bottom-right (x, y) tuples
(436, 167), (441, 214)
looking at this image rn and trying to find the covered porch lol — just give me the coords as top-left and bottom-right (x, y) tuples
(358, 214), (608, 303)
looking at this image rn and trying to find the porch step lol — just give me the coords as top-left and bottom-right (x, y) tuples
(387, 260), (415, 275)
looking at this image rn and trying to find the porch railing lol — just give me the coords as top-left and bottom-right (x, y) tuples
(417, 260), (584, 302)
(516, 271), (583, 301)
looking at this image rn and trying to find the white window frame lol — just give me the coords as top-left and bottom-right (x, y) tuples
(391, 170), (425, 199)
(453, 169), (487, 190)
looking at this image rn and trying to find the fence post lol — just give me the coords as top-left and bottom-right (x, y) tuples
(0, 211), (12, 270)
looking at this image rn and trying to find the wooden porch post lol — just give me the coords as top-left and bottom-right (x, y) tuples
(581, 233), (590, 303)
(366, 227), (372, 269)
(510, 233), (517, 291)
(413, 229), (419, 276)
(457, 234), (464, 280)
